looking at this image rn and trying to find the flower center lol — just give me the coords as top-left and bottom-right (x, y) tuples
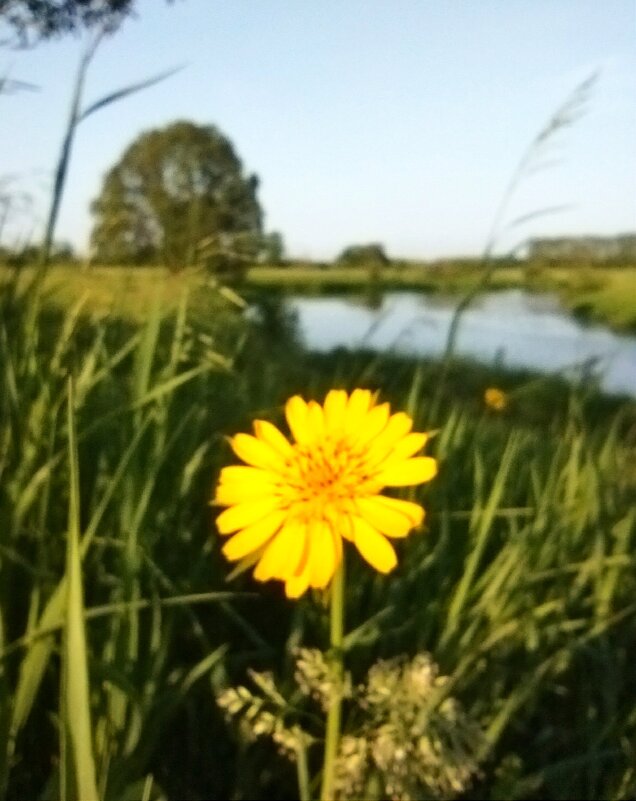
(291, 437), (366, 505)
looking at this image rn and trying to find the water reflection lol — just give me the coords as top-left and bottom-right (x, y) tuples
(287, 290), (636, 396)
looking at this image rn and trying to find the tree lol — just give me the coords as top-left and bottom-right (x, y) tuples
(259, 231), (285, 264)
(90, 121), (264, 269)
(0, 0), (143, 42)
(336, 243), (389, 267)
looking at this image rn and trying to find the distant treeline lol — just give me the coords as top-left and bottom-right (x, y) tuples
(2, 235), (636, 271)
(527, 233), (636, 264)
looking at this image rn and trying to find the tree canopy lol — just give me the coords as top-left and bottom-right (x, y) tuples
(0, 0), (146, 41)
(336, 243), (390, 267)
(90, 120), (265, 269)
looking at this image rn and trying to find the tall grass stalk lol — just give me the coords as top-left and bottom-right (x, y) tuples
(40, 29), (181, 266)
(432, 72), (599, 420)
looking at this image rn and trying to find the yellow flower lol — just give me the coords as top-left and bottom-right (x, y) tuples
(214, 389), (437, 598)
(484, 387), (508, 412)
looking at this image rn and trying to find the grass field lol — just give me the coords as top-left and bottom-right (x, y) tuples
(3, 262), (636, 331)
(0, 265), (247, 321)
(1, 265), (635, 800)
(553, 268), (636, 329)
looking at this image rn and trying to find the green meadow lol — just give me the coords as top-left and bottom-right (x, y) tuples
(1, 265), (635, 800)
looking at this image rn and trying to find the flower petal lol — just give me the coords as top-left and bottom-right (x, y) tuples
(218, 465), (278, 485)
(216, 497), (281, 535)
(285, 536), (312, 598)
(352, 516), (397, 573)
(373, 496), (425, 527)
(356, 403), (390, 444)
(225, 549), (264, 581)
(254, 520), (306, 582)
(215, 481), (278, 506)
(345, 389), (373, 428)
(253, 419), (295, 458)
(308, 520), (338, 589)
(221, 510), (286, 561)
(339, 511), (356, 541)
(231, 433), (286, 471)
(285, 395), (311, 444)
(285, 571), (310, 598)
(365, 412), (413, 463)
(355, 496), (421, 538)
(323, 389), (348, 431)
(389, 432), (429, 461)
(375, 456), (438, 487)
(307, 401), (325, 441)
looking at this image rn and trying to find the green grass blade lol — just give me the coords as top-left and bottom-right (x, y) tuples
(10, 581), (65, 738)
(62, 378), (99, 801)
(9, 413), (152, 736)
(443, 432), (521, 642)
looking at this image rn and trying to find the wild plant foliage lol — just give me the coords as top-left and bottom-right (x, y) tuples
(0, 269), (634, 799)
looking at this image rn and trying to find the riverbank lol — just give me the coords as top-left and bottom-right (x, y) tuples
(246, 263), (636, 332)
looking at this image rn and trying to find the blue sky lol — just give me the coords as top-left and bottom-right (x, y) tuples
(1, 0), (635, 259)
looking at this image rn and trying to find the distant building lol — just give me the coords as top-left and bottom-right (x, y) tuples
(528, 234), (636, 263)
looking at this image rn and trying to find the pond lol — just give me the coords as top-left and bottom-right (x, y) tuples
(285, 289), (636, 396)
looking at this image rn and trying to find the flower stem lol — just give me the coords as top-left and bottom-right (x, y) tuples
(320, 556), (345, 801)
(296, 735), (311, 801)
